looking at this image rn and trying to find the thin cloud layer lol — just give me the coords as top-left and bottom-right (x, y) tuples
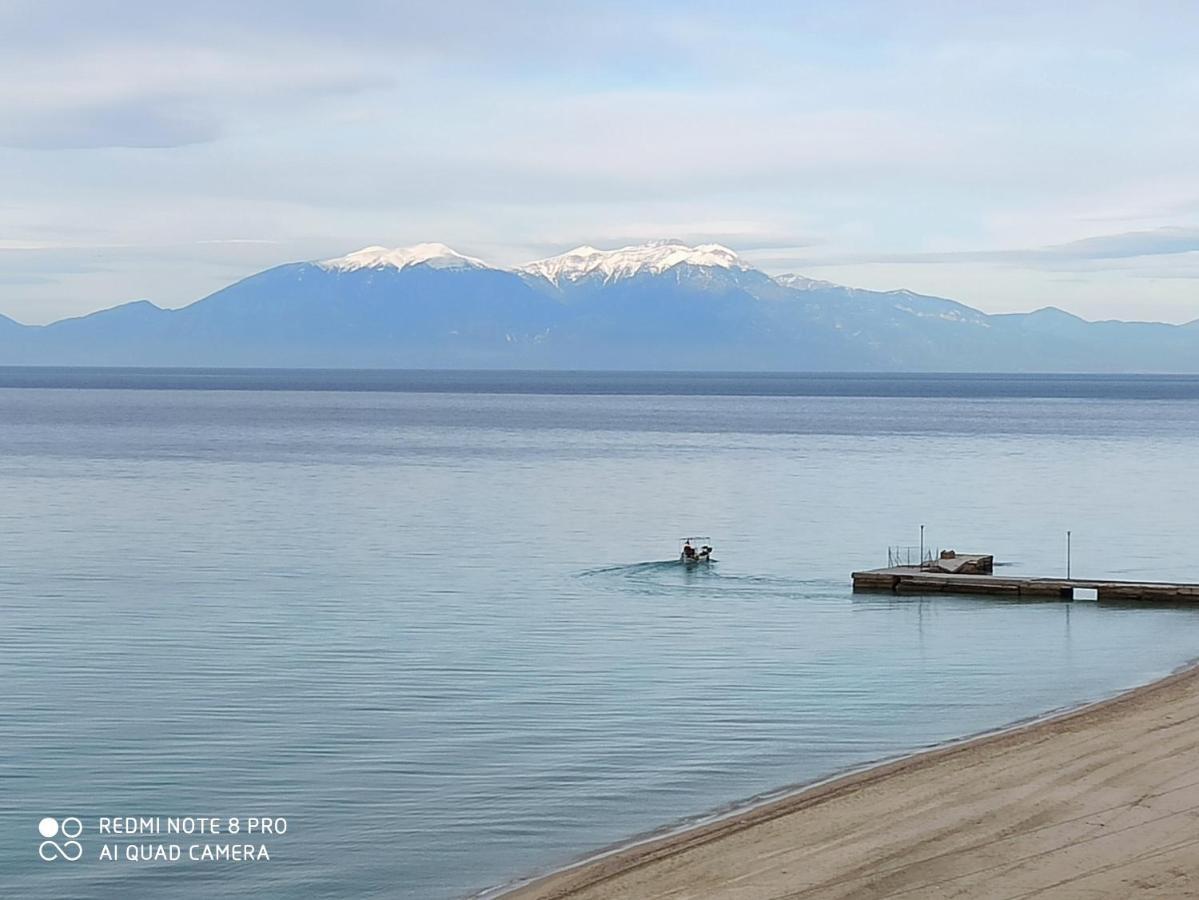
(794, 228), (1199, 267)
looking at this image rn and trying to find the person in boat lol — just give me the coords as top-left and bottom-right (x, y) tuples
(683, 541), (697, 559)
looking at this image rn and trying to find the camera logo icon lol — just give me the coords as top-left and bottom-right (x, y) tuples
(38, 817), (83, 862)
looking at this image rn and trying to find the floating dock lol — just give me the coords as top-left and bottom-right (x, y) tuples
(853, 565), (1199, 602)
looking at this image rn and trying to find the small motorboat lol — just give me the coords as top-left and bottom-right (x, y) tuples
(679, 537), (714, 564)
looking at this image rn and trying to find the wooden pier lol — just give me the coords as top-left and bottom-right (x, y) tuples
(852, 566), (1199, 602)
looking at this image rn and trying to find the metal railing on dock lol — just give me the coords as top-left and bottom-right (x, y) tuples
(887, 545), (937, 569)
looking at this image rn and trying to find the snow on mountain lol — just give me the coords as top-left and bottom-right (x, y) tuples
(518, 240), (749, 285)
(773, 273), (842, 291)
(319, 243), (488, 272)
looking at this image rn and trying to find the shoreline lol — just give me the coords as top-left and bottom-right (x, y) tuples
(492, 661), (1199, 899)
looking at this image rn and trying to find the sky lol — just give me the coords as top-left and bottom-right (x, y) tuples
(2, 1), (1199, 324)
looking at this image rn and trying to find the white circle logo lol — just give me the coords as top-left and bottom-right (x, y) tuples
(38, 816), (83, 862)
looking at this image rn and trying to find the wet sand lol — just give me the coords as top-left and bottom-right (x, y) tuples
(503, 664), (1199, 899)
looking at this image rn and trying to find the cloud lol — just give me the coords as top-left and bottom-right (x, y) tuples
(0, 22), (392, 149)
(3, 100), (220, 150)
(790, 228), (1199, 270)
(1041, 228), (1199, 260)
(0, 274), (56, 286)
(0, 2), (705, 150)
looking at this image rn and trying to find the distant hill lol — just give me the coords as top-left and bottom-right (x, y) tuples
(2, 240), (1197, 371)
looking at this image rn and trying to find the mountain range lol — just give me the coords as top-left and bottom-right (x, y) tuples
(3, 240), (1197, 371)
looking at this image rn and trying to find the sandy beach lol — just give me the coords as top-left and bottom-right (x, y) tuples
(504, 664), (1199, 900)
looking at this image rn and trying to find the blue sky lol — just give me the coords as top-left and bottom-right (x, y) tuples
(2, 0), (1198, 324)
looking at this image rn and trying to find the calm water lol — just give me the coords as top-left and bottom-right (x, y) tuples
(3, 370), (1199, 899)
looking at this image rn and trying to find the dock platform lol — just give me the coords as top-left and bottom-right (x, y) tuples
(853, 566), (1199, 602)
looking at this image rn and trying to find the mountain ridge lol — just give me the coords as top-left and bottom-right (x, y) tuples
(2, 241), (1196, 372)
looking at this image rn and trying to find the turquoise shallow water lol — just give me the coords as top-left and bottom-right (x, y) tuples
(3, 372), (1199, 899)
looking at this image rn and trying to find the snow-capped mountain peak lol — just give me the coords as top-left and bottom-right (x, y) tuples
(319, 243), (487, 272)
(518, 240), (749, 284)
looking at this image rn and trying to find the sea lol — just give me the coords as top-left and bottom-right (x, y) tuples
(3, 369), (1199, 900)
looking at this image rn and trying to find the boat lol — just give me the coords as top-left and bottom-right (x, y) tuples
(679, 537), (714, 564)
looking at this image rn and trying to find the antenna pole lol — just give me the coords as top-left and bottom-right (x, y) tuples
(1067, 530), (1072, 580)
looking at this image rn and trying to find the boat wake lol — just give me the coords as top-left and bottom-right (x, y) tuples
(579, 560), (705, 578)
(577, 561), (831, 602)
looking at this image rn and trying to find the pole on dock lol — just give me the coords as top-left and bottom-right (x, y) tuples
(1067, 530), (1072, 579)
(920, 524), (925, 567)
